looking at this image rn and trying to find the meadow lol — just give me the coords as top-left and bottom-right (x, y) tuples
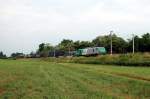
(0, 59), (150, 99)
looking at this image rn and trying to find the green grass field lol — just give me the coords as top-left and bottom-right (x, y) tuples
(0, 59), (150, 99)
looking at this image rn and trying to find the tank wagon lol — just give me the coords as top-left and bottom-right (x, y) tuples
(75, 47), (106, 56)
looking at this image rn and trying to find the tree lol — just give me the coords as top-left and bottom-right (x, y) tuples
(127, 35), (140, 52)
(73, 40), (94, 50)
(0, 51), (7, 59)
(92, 34), (128, 53)
(58, 39), (74, 51)
(112, 35), (128, 53)
(140, 33), (150, 52)
(38, 43), (54, 57)
(73, 41), (81, 50)
(11, 52), (24, 58)
(127, 33), (150, 52)
(38, 43), (45, 52)
(92, 35), (110, 51)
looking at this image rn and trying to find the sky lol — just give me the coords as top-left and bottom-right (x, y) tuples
(0, 0), (150, 56)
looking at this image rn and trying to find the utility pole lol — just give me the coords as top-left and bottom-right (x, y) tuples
(110, 31), (113, 55)
(69, 46), (71, 56)
(54, 47), (56, 57)
(68, 44), (71, 56)
(132, 34), (135, 54)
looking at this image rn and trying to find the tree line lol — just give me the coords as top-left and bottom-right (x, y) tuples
(1, 33), (149, 58)
(37, 33), (150, 57)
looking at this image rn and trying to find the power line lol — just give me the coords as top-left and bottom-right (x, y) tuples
(53, 46), (56, 57)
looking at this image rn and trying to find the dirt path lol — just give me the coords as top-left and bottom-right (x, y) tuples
(0, 88), (5, 95)
(101, 70), (150, 82)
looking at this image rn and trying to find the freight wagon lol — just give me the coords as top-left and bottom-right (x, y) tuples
(75, 47), (106, 56)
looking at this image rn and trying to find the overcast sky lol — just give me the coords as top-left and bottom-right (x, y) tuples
(0, 0), (150, 56)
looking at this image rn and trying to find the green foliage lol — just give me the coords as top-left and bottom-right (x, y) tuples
(0, 51), (7, 59)
(36, 33), (150, 57)
(11, 52), (24, 58)
(38, 43), (54, 57)
(128, 33), (150, 52)
(38, 43), (45, 52)
(140, 33), (150, 52)
(58, 39), (74, 51)
(92, 34), (128, 53)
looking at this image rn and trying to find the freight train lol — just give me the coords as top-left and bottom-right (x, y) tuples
(47, 47), (106, 57)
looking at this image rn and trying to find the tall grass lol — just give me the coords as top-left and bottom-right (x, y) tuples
(0, 59), (150, 98)
(46, 53), (150, 66)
